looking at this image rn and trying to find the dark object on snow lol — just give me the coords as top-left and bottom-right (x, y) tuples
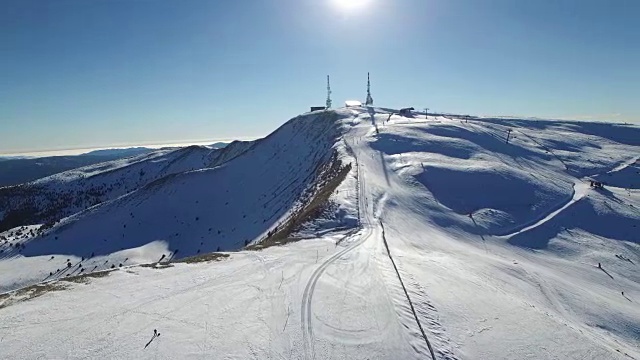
(144, 329), (161, 349)
(598, 262), (601, 268)
(399, 107), (414, 116)
(590, 180), (604, 189)
(310, 106), (326, 112)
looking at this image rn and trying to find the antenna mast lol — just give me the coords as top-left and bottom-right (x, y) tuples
(326, 75), (332, 109)
(365, 72), (374, 106)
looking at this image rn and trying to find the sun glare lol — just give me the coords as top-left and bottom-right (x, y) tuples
(332, 0), (370, 11)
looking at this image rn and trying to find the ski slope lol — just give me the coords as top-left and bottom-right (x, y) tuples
(497, 180), (590, 238)
(1, 107), (639, 359)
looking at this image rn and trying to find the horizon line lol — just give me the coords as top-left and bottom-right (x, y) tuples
(0, 136), (261, 158)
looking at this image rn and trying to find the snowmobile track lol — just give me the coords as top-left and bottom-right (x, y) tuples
(300, 143), (369, 359)
(300, 228), (368, 359)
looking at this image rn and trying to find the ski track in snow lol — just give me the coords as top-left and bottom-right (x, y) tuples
(299, 136), (364, 357)
(1, 107), (639, 359)
(606, 155), (639, 174)
(301, 116), (443, 359)
(497, 153), (636, 240)
(497, 180), (590, 239)
(300, 120), (394, 359)
(300, 228), (367, 359)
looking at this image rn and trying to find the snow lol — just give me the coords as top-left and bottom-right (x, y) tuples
(498, 179), (590, 238)
(0, 111), (350, 292)
(0, 141), (254, 233)
(1, 107), (639, 359)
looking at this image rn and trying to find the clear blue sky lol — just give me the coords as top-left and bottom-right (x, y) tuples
(1, 0), (638, 154)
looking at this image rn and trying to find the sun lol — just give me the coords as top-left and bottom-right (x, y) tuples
(331, 0), (370, 11)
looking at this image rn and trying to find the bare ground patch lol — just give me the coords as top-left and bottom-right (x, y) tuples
(0, 282), (69, 310)
(60, 269), (114, 284)
(140, 262), (175, 269)
(173, 252), (230, 264)
(247, 156), (352, 251)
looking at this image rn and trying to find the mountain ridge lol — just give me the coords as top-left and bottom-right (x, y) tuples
(1, 107), (639, 359)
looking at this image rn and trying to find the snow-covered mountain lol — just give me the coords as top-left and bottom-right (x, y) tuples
(0, 147), (155, 187)
(0, 111), (351, 291)
(1, 107), (639, 360)
(0, 141), (251, 232)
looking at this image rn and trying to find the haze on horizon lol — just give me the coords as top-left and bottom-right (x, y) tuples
(0, 137), (258, 158)
(2, 0), (638, 154)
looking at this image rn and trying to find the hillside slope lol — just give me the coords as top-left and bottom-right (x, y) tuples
(0, 110), (353, 292)
(357, 111), (640, 359)
(0, 141), (252, 232)
(0, 147), (153, 187)
(0, 107), (638, 359)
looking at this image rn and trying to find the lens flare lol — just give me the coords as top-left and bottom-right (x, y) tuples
(332, 0), (370, 11)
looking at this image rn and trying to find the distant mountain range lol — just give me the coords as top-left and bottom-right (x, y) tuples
(1, 108), (639, 359)
(75, 147), (154, 158)
(0, 144), (228, 187)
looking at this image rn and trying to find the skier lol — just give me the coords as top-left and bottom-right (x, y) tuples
(144, 329), (160, 349)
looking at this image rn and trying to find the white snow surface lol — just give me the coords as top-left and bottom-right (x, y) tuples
(1, 111), (350, 292)
(1, 107), (639, 359)
(0, 141), (254, 222)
